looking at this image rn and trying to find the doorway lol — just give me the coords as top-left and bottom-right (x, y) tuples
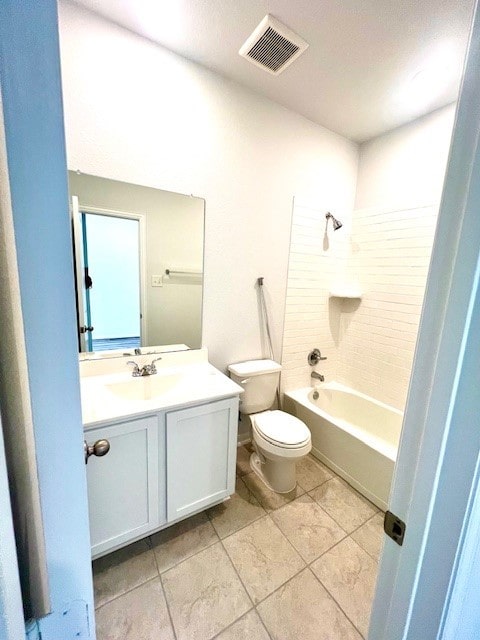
(76, 209), (143, 352)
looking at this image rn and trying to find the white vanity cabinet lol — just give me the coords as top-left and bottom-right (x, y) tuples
(85, 396), (239, 558)
(166, 398), (238, 521)
(85, 415), (164, 558)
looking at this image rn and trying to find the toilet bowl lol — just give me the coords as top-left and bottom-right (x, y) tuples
(250, 410), (311, 493)
(228, 359), (312, 493)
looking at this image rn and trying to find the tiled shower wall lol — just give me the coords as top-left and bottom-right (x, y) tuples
(281, 201), (351, 392)
(335, 204), (438, 409)
(281, 201), (438, 410)
(281, 106), (455, 410)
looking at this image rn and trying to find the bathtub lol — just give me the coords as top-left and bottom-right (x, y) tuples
(284, 382), (403, 510)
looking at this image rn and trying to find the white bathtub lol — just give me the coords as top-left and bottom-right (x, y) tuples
(284, 382), (403, 510)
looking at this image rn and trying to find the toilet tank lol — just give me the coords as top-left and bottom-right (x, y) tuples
(228, 359), (282, 414)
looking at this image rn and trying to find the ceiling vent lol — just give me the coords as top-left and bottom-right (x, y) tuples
(239, 15), (309, 76)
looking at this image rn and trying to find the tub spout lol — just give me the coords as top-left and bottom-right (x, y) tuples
(311, 371), (325, 382)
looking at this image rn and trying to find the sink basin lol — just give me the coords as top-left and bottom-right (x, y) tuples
(106, 374), (184, 401)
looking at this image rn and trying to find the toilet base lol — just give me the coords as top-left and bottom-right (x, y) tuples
(250, 451), (297, 494)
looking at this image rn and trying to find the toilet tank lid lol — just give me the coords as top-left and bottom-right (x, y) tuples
(228, 359), (282, 377)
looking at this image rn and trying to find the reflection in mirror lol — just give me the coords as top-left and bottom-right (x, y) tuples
(69, 172), (204, 354)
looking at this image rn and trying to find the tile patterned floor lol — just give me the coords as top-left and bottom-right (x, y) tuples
(93, 445), (384, 640)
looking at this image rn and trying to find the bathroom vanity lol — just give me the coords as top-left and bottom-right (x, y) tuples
(80, 349), (242, 559)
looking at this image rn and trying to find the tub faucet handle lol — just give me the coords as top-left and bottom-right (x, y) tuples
(308, 349), (327, 366)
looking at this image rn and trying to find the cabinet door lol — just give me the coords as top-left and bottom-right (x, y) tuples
(166, 398), (238, 521)
(86, 416), (162, 558)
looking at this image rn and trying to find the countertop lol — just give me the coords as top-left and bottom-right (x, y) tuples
(80, 351), (243, 428)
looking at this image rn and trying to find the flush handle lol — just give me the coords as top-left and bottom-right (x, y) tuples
(84, 439), (110, 464)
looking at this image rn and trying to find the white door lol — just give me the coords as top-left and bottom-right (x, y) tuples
(369, 3), (480, 637)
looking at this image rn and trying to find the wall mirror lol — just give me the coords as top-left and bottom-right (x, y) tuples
(69, 172), (205, 355)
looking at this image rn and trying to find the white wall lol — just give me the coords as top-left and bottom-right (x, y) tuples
(58, 1), (359, 372)
(282, 105), (456, 408)
(355, 105), (456, 211)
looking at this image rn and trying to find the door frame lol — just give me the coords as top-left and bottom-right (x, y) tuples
(1, 0), (479, 637)
(71, 195), (87, 351)
(369, 1), (480, 637)
(72, 204), (147, 350)
(0, 1), (95, 637)
(0, 411), (24, 640)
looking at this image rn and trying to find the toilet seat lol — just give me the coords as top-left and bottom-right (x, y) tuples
(253, 410), (311, 449)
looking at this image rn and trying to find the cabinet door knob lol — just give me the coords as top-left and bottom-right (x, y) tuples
(84, 439), (110, 464)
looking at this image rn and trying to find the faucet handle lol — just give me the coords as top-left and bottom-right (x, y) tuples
(126, 360), (141, 376)
(149, 357), (162, 374)
(308, 349), (327, 366)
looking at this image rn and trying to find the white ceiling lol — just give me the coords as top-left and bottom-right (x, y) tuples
(71, 0), (474, 142)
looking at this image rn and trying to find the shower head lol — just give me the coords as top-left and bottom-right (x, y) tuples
(325, 212), (343, 231)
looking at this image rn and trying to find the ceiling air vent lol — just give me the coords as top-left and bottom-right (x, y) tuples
(239, 15), (309, 76)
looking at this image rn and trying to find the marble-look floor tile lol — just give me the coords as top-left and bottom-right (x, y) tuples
(95, 577), (174, 640)
(270, 494), (346, 563)
(296, 455), (332, 492)
(93, 538), (158, 608)
(351, 512), (385, 562)
(242, 471), (304, 512)
(162, 542), (251, 640)
(215, 609), (270, 640)
(310, 477), (378, 533)
(257, 568), (362, 640)
(151, 511), (218, 573)
(223, 515), (305, 604)
(207, 477), (266, 538)
(236, 445), (253, 476)
(311, 537), (378, 637)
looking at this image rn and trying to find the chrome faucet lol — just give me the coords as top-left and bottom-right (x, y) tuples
(311, 371), (325, 382)
(127, 357), (162, 377)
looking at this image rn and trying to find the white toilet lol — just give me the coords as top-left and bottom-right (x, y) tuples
(228, 359), (311, 493)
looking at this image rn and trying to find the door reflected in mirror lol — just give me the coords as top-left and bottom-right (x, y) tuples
(69, 172), (204, 355)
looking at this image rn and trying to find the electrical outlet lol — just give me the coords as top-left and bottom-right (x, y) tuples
(151, 275), (163, 287)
